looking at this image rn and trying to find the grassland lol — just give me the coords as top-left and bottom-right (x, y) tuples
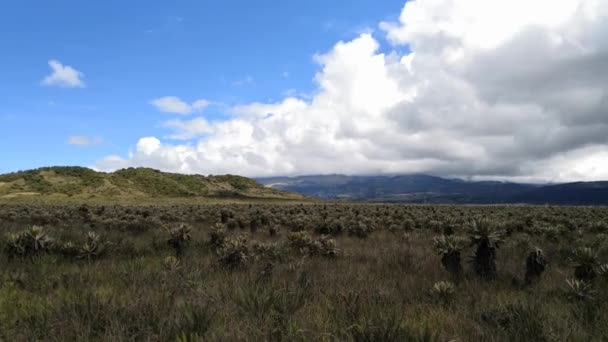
(0, 167), (304, 201)
(0, 202), (607, 341)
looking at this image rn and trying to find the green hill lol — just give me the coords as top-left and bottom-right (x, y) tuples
(0, 166), (304, 201)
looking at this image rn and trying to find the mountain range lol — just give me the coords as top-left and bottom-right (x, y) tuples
(257, 174), (608, 205)
(2, 167), (606, 205)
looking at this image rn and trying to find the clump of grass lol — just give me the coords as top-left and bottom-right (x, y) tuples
(480, 301), (546, 341)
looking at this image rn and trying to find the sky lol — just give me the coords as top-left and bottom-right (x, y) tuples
(1, 0), (607, 182)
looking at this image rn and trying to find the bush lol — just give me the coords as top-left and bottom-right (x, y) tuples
(218, 235), (250, 270)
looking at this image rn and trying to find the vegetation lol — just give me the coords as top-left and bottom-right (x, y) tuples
(0, 203), (607, 340)
(0, 166), (304, 200)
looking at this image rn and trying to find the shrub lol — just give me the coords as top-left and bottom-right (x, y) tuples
(218, 235), (250, 270)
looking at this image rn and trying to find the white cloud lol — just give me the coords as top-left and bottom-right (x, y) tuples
(68, 136), (103, 146)
(97, 0), (608, 182)
(41, 60), (85, 88)
(163, 117), (213, 140)
(150, 96), (210, 115)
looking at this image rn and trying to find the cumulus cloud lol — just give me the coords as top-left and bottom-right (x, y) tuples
(97, 0), (608, 182)
(41, 60), (85, 88)
(68, 136), (103, 146)
(150, 96), (210, 115)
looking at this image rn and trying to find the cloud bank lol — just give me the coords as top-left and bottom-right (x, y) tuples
(97, 0), (608, 182)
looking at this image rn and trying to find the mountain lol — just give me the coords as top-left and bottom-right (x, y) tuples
(257, 174), (608, 205)
(0, 167), (303, 200)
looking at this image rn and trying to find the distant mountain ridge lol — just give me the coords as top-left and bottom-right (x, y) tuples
(0, 167), (303, 200)
(257, 174), (608, 205)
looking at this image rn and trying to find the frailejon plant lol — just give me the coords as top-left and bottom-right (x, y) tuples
(217, 235), (250, 270)
(430, 281), (456, 304)
(468, 219), (505, 279)
(524, 247), (547, 285)
(597, 264), (608, 278)
(78, 231), (107, 260)
(4, 225), (54, 259)
(571, 247), (600, 281)
(287, 232), (339, 258)
(167, 223), (192, 257)
(208, 223), (227, 249)
(163, 256), (181, 272)
(58, 241), (80, 258)
(317, 235), (339, 258)
(253, 241), (284, 262)
(565, 279), (595, 302)
(433, 235), (466, 279)
(565, 278), (601, 325)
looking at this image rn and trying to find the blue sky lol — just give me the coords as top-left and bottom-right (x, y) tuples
(0, 0), (404, 173)
(2, 0), (607, 182)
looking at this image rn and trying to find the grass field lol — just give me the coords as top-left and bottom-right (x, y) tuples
(0, 202), (607, 341)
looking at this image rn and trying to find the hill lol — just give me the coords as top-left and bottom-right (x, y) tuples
(257, 174), (608, 205)
(0, 167), (303, 201)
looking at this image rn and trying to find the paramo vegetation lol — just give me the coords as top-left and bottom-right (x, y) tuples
(0, 203), (607, 341)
